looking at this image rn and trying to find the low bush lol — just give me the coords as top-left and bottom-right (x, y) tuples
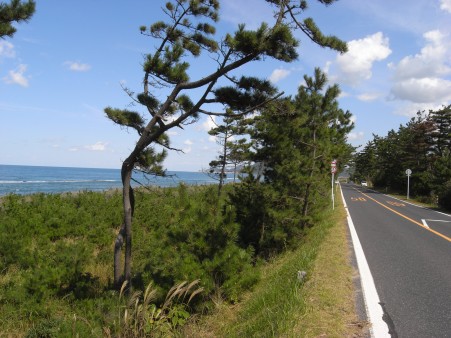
(437, 181), (451, 211)
(0, 185), (259, 333)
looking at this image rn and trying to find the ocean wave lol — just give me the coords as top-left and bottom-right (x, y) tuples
(0, 179), (120, 184)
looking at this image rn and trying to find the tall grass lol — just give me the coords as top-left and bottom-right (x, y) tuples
(105, 280), (203, 337)
(186, 190), (366, 337)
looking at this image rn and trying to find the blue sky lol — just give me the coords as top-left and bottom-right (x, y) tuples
(1, 0), (450, 171)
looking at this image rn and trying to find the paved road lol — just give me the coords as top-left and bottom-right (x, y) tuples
(341, 183), (451, 338)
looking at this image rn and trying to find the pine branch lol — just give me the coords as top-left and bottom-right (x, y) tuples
(200, 91), (285, 118)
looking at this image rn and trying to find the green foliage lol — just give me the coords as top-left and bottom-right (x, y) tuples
(352, 105), (451, 209)
(106, 0), (347, 291)
(133, 184), (258, 302)
(229, 23), (299, 61)
(0, 186), (260, 334)
(105, 107), (145, 134)
(437, 181), (451, 210)
(136, 147), (167, 174)
(213, 76), (277, 111)
(25, 318), (60, 338)
(0, 0), (35, 38)
(228, 173), (269, 255)
(225, 68), (353, 257)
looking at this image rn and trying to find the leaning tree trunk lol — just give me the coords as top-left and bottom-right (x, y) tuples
(114, 159), (135, 290)
(114, 224), (125, 288)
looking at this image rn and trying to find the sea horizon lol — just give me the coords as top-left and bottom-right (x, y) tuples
(0, 164), (217, 196)
(0, 163), (201, 173)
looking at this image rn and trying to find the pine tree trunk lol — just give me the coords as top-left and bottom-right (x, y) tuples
(118, 160), (135, 292)
(218, 129), (229, 196)
(302, 128), (317, 218)
(114, 224), (125, 288)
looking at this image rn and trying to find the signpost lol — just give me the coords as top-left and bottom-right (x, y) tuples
(331, 160), (337, 210)
(405, 169), (412, 199)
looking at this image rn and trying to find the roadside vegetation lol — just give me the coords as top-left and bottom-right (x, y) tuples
(0, 67), (354, 334)
(351, 106), (451, 211)
(0, 184), (366, 337)
(184, 191), (367, 337)
(0, 0), (362, 336)
(0, 50), (356, 338)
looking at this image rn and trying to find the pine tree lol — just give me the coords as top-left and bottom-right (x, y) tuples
(352, 141), (377, 184)
(294, 68), (353, 217)
(0, 0), (35, 38)
(207, 77), (278, 195)
(237, 68), (353, 254)
(430, 105), (451, 157)
(105, 0), (347, 289)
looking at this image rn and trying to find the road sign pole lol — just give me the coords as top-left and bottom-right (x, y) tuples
(407, 175), (410, 200)
(405, 169), (412, 200)
(331, 159), (337, 210)
(332, 172), (335, 210)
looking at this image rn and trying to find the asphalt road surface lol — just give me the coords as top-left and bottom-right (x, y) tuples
(341, 183), (451, 338)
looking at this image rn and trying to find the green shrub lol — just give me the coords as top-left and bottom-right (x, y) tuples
(438, 181), (451, 211)
(25, 318), (60, 338)
(134, 184), (258, 302)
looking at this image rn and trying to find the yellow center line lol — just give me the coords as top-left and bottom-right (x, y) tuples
(352, 188), (451, 243)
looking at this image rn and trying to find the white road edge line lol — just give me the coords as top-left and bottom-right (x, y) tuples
(340, 185), (390, 338)
(421, 219), (429, 228)
(424, 219), (451, 223)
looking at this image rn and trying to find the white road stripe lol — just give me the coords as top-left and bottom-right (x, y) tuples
(421, 219), (429, 228)
(424, 219), (451, 223)
(340, 185), (390, 338)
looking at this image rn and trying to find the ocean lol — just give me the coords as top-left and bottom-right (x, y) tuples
(0, 165), (219, 196)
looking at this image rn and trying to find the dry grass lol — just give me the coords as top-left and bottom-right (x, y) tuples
(107, 280), (204, 337)
(291, 193), (368, 337)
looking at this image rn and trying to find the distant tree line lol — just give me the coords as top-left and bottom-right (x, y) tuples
(351, 105), (451, 210)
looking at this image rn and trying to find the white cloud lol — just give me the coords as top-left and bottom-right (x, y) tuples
(200, 116), (217, 131)
(391, 77), (451, 103)
(357, 92), (381, 102)
(64, 61), (91, 72)
(182, 139), (193, 153)
(440, 0), (451, 13)
(84, 141), (107, 151)
(393, 102), (444, 118)
(3, 64), (29, 87)
(389, 30), (451, 104)
(334, 32), (392, 86)
(348, 131), (365, 141)
(269, 68), (290, 83)
(390, 30), (450, 81)
(0, 41), (15, 58)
